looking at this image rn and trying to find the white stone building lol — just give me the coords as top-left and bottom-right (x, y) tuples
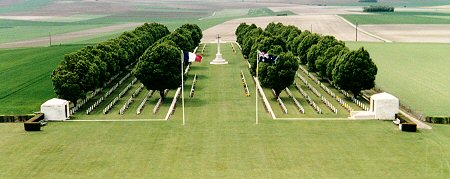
(350, 92), (399, 120)
(40, 98), (70, 121)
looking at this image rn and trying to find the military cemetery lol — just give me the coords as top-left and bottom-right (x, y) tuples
(1, 0), (450, 177)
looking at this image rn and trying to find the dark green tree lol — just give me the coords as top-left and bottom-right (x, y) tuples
(306, 35), (343, 72)
(297, 33), (320, 64)
(332, 47), (378, 97)
(326, 47), (349, 80)
(259, 52), (299, 98)
(166, 29), (194, 52)
(289, 30), (310, 55)
(315, 45), (347, 79)
(180, 24), (203, 47)
(134, 42), (182, 100)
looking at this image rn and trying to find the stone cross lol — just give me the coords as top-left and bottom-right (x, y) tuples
(217, 34), (221, 55)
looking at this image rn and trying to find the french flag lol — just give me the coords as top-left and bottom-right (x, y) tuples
(184, 52), (202, 63)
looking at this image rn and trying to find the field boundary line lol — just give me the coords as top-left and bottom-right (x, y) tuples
(275, 117), (368, 121)
(336, 15), (392, 43)
(64, 119), (165, 122)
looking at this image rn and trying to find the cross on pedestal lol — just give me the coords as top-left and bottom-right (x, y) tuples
(217, 34), (221, 54)
(210, 34), (228, 65)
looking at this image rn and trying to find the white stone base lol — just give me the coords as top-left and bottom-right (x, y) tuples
(349, 111), (375, 119)
(210, 53), (228, 65)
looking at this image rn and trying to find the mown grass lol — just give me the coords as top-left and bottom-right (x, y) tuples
(340, 11), (450, 25)
(0, 45), (87, 114)
(347, 42), (450, 116)
(1, 42), (450, 178)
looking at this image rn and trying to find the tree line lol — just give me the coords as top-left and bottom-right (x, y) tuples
(52, 22), (202, 104)
(363, 5), (395, 12)
(134, 24), (202, 100)
(235, 22), (377, 97)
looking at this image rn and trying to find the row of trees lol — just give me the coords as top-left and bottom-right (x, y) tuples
(235, 22), (377, 97)
(51, 23), (170, 104)
(363, 5), (394, 12)
(134, 24), (202, 100)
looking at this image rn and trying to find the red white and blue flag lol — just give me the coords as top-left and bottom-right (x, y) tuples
(184, 52), (202, 63)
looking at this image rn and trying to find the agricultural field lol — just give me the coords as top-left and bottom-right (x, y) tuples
(0, 45), (87, 114)
(346, 42), (450, 116)
(1, 43), (450, 178)
(341, 11), (450, 25)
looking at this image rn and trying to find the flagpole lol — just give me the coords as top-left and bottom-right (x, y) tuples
(181, 50), (185, 126)
(256, 51), (259, 125)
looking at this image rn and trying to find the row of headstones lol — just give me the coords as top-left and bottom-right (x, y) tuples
(190, 74), (198, 98)
(103, 97), (119, 114)
(335, 96), (354, 112)
(153, 89), (169, 114)
(296, 72), (337, 114)
(285, 88), (305, 114)
(119, 84), (144, 115)
(234, 42), (242, 51)
(102, 77), (135, 114)
(201, 43), (207, 54)
(118, 78), (137, 99)
(136, 90), (155, 115)
(335, 85), (368, 111)
(294, 82), (323, 114)
(230, 42), (236, 53)
(298, 67), (356, 113)
(272, 89), (288, 114)
(240, 71), (251, 97)
(321, 96), (338, 114)
(70, 72), (122, 115)
(303, 65), (369, 111)
(85, 76), (124, 115)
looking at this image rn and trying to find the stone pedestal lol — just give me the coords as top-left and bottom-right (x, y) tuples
(210, 53), (228, 65)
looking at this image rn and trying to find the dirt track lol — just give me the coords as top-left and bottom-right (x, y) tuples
(202, 15), (382, 43)
(361, 24), (450, 43)
(0, 23), (141, 48)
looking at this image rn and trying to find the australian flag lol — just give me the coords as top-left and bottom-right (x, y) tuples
(259, 52), (278, 64)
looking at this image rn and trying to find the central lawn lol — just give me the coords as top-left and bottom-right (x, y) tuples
(347, 42), (450, 116)
(1, 42), (450, 178)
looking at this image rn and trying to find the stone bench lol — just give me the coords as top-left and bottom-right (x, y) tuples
(24, 113), (46, 131)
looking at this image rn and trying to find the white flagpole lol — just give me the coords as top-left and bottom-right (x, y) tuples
(256, 51), (259, 125)
(181, 50), (185, 126)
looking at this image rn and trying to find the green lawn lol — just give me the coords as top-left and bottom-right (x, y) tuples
(0, 45), (87, 114)
(1, 42), (450, 178)
(340, 11), (450, 25)
(347, 42), (450, 116)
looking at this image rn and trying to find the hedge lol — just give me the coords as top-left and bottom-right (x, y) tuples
(0, 114), (35, 123)
(425, 116), (450, 124)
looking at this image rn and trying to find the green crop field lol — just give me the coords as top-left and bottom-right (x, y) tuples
(347, 42), (450, 116)
(340, 11), (450, 25)
(338, 0), (450, 7)
(0, 45), (87, 114)
(1, 43), (450, 178)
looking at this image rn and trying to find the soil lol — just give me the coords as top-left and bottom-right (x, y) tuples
(0, 23), (141, 48)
